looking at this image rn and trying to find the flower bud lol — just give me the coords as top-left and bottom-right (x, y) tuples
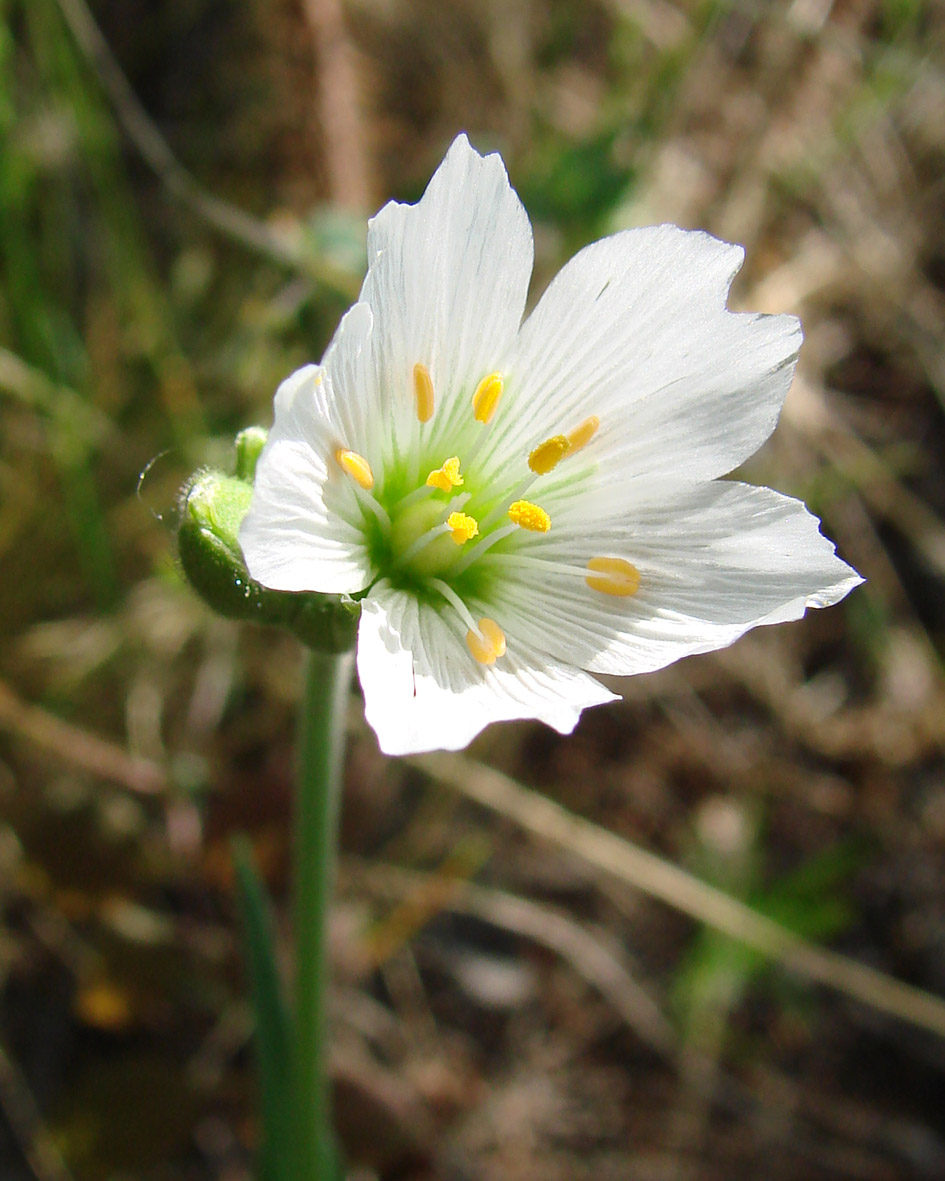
(176, 448), (359, 652)
(177, 470), (267, 622)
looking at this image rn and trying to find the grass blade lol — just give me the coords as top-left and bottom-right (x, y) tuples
(231, 836), (297, 1181)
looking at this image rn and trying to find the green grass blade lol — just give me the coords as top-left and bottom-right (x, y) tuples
(231, 836), (297, 1181)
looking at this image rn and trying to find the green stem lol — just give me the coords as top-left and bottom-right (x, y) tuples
(294, 648), (353, 1181)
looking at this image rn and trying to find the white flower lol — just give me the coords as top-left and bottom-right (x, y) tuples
(240, 135), (861, 756)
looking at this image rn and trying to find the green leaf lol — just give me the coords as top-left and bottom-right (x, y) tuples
(231, 836), (297, 1181)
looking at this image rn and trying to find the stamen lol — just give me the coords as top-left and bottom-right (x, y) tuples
(334, 448), (374, 489)
(428, 581), (506, 665)
(447, 511), (479, 545)
(398, 526), (442, 567)
(586, 557), (640, 596)
(472, 372), (504, 424)
(451, 523), (518, 576)
(393, 484), (435, 512)
(567, 416), (600, 453)
(477, 475), (537, 533)
(508, 500), (551, 533)
(413, 363), (435, 423)
(425, 456), (464, 493)
(353, 485), (391, 531)
(466, 618), (507, 665)
(427, 581), (505, 664)
(528, 434), (571, 475)
(428, 578), (478, 631)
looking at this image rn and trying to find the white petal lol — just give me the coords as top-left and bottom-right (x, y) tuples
(347, 135), (534, 472)
(239, 360), (374, 595)
(357, 586), (616, 756)
(314, 301), (377, 449)
(485, 481), (862, 677)
(489, 226), (800, 485)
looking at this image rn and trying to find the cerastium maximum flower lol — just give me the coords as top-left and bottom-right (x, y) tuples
(240, 134), (861, 756)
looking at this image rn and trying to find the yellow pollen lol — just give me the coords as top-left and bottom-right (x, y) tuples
(567, 416), (600, 452)
(508, 500), (551, 533)
(528, 434), (571, 475)
(447, 511), (479, 545)
(466, 618), (506, 665)
(585, 556), (640, 597)
(425, 456), (464, 493)
(413, 362), (435, 423)
(334, 448), (374, 489)
(472, 372), (504, 424)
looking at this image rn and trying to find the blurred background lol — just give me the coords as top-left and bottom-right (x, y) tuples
(2, 0), (945, 1177)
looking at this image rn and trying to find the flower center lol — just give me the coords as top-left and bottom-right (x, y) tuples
(332, 367), (639, 663)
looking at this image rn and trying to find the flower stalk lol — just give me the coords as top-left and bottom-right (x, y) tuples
(294, 647), (353, 1181)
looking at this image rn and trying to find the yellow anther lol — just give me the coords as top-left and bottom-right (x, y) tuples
(567, 416), (600, 453)
(413, 362), (435, 423)
(472, 372), (504, 424)
(425, 456), (464, 493)
(528, 434), (571, 475)
(585, 556), (640, 597)
(447, 511), (479, 545)
(465, 618), (507, 665)
(508, 500), (551, 533)
(334, 448), (374, 490)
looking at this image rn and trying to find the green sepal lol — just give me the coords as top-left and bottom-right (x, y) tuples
(235, 425), (269, 482)
(177, 454), (359, 653)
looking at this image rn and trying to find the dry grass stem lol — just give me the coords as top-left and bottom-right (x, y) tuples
(414, 751), (945, 1041)
(0, 679), (166, 796)
(348, 858), (677, 1056)
(303, 0), (372, 209)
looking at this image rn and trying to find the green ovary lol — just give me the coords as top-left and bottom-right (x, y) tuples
(388, 497), (445, 554)
(388, 496), (461, 577)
